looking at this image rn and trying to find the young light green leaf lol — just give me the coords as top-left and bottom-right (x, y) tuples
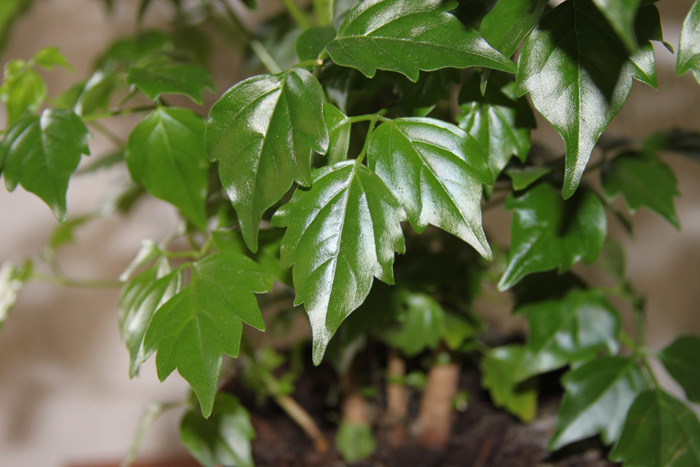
(126, 107), (210, 229)
(0, 60), (46, 123)
(506, 166), (551, 191)
(677, 0), (700, 83)
(602, 151), (680, 229)
(457, 72), (535, 181)
(610, 390), (700, 466)
(32, 47), (72, 71)
(296, 25), (336, 62)
(480, 0), (548, 57)
(592, 0), (642, 51)
(368, 117), (492, 259)
(336, 421), (377, 463)
(180, 393), (255, 467)
(324, 102), (351, 164)
(272, 161), (406, 365)
(516, 0), (658, 198)
(658, 335), (700, 404)
(442, 313), (480, 351)
(381, 290), (445, 357)
(143, 252), (273, 416)
(549, 356), (649, 450)
(206, 68), (329, 252)
(325, 0), (516, 82)
(480, 345), (538, 423)
(1, 109), (90, 221)
(119, 239), (162, 282)
(515, 289), (620, 380)
(0, 261), (29, 333)
(127, 54), (214, 104)
(499, 183), (606, 290)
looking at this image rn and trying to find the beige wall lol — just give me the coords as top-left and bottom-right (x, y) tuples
(0, 1), (698, 466)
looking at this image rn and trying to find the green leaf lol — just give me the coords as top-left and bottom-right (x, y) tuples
(95, 31), (172, 73)
(506, 166), (551, 191)
(119, 263), (182, 378)
(127, 54), (214, 104)
(395, 69), (460, 117)
(368, 117), (492, 259)
(0, 0), (31, 54)
(180, 393), (255, 467)
(480, 0), (548, 57)
(442, 313), (481, 351)
(119, 239), (163, 282)
(49, 214), (95, 251)
(457, 72), (535, 181)
(499, 183), (606, 290)
(1, 109), (90, 221)
(272, 161), (406, 365)
(610, 390), (700, 466)
(382, 289), (445, 357)
(602, 151), (680, 229)
(549, 356), (649, 450)
(592, 0), (642, 51)
(57, 71), (122, 116)
(677, 0), (700, 83)
(326, 0), (516, 82)
(480, 345), (538, 423)
(516, 0), (658, 198)
(0, 60), (46, 123)
(296, 25), (336, 62)
(0, 261), (29, 333)
(336, 421), (377, 463)
(126, 107), (210, 229)
(515, 289), (620, 380)
(658, 335), (700, 404)
(324, 102), (351, 164)
(143, 251), (273, 416)
(206, 68), (329, 252)
(32, 47), (72, 71)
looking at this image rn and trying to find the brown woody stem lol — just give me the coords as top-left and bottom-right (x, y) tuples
(274, 393), (330, 453)
(413, 353), (460, 449)
(385, 348), (408, 447)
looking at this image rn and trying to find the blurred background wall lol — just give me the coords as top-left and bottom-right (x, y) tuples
(0, 1), (698, 466)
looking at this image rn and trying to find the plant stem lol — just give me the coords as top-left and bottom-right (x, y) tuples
(121, 401), (188, 467)
(385, 348), (408, 448)
(82, 105), (156, 122)
(89, 120), (125, 148)
(32, 272), (122, 289)
(413, 353), (460, 449)
(250, 39), (282, 74)
(279, 0), (311, 29)
(313, 0), (334, 25)
(275, 393), (330, 452)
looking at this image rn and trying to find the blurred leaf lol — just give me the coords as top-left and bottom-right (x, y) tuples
(127, 54), (214, 104)
(481, 345), (538, 422)
(658, 335), (700, 404)
(296, 25), (336, 62)
(506, 166), (551, 191)
(0, 60), (46, 123)
(0, 261), (30, 333)
(49, 214), (96, 251)
(32, 47), (72, 71)
(336, 421), (377, 462)
(382, 289), (445, 357)
(442, 312), (481, 351)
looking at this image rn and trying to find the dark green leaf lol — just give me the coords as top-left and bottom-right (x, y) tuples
(457, 72), (535, 180)
(143, 252), (273, 416)
(480, 345), (538, 422)
(324, 102), (351, 164)
(499, 183), (606, 290)
(0, 60), (45, 123)
(395, 69), (459, 117)
(480, 0), (548, 57)
(326, 0), (516, 82)
(645, 128), (700, 162)
(381, 289), (445, 357)
(516, 0), (658, 198)
(336, 421), (377, 462)
(593, 0), (642, 51)
(296, 25), (336, 62)
(32, 47), (72, 71)
(610, 390), (700, 466)
(206, 68), (329, 252)
(368, 117), (492, 259)
(602, 151), (680, 229)
(272, 161), (406, 364)
(658, 335), (700, 404)
(127, 54), (214, 104)
(1, 109), (90, 221)
(506, 166), (551, 190)
(549, 356), (649, 450)
(180, 393), (255, 467)
(515, 289), (620, 380)
(677, 0), (700, 83)
(126, 107), (210, 229)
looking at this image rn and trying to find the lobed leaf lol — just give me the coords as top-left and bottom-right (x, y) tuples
(658, 335), (700, 404)
(324, 102), (351, 164)
(592, 0), (642, 51)
(368, 117), (492, 259)
(480, 0), (548, 58)
(272, 161), (406, 364)
(126, 54), (214, 104)
(206, 68), (329, 252)
(326, 0), (516, 82)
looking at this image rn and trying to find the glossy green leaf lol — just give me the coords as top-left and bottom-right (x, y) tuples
(180, 393), (255, 467)
(549, 356), (649, 450)
(336, 421), (377, 462)
(480, 345), (538, 422)
(324, 102), (351, 164)
(457, 72), (535, 180)
(395, 69), (459, 117)
(119, 239), (163, 282)
(0, 60), (45, 123)
(677, 1), (700, 83)
(368, 117), (492, 259)
(127, 55), (214, 104)
(515, 289), (620, 380)
(206, 68), (329, 252)
(126, 107), (210, 229)
(602, 151), (680, 229)
(499, 183), (606, 290)
(480, 0), (548, 57)
(32, 47), (72, 71)
(658, 335), (700, 404)
(382, 290), (445, 357)
(610, 390), (700, 466)
(516, 0), (658, 198)
(119, 262), (181, 378)
(143, 252), (273, 416)
(272, 161), (406, 365)
(592, 0), (642, 51)
(506, 166), (551, 191)
(1, 109), (90, 221)
(0, 261), (29, 333)
(296, 25), (336, 62)
(56, 71), (122, 116)
(326, 0), (516, 82)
